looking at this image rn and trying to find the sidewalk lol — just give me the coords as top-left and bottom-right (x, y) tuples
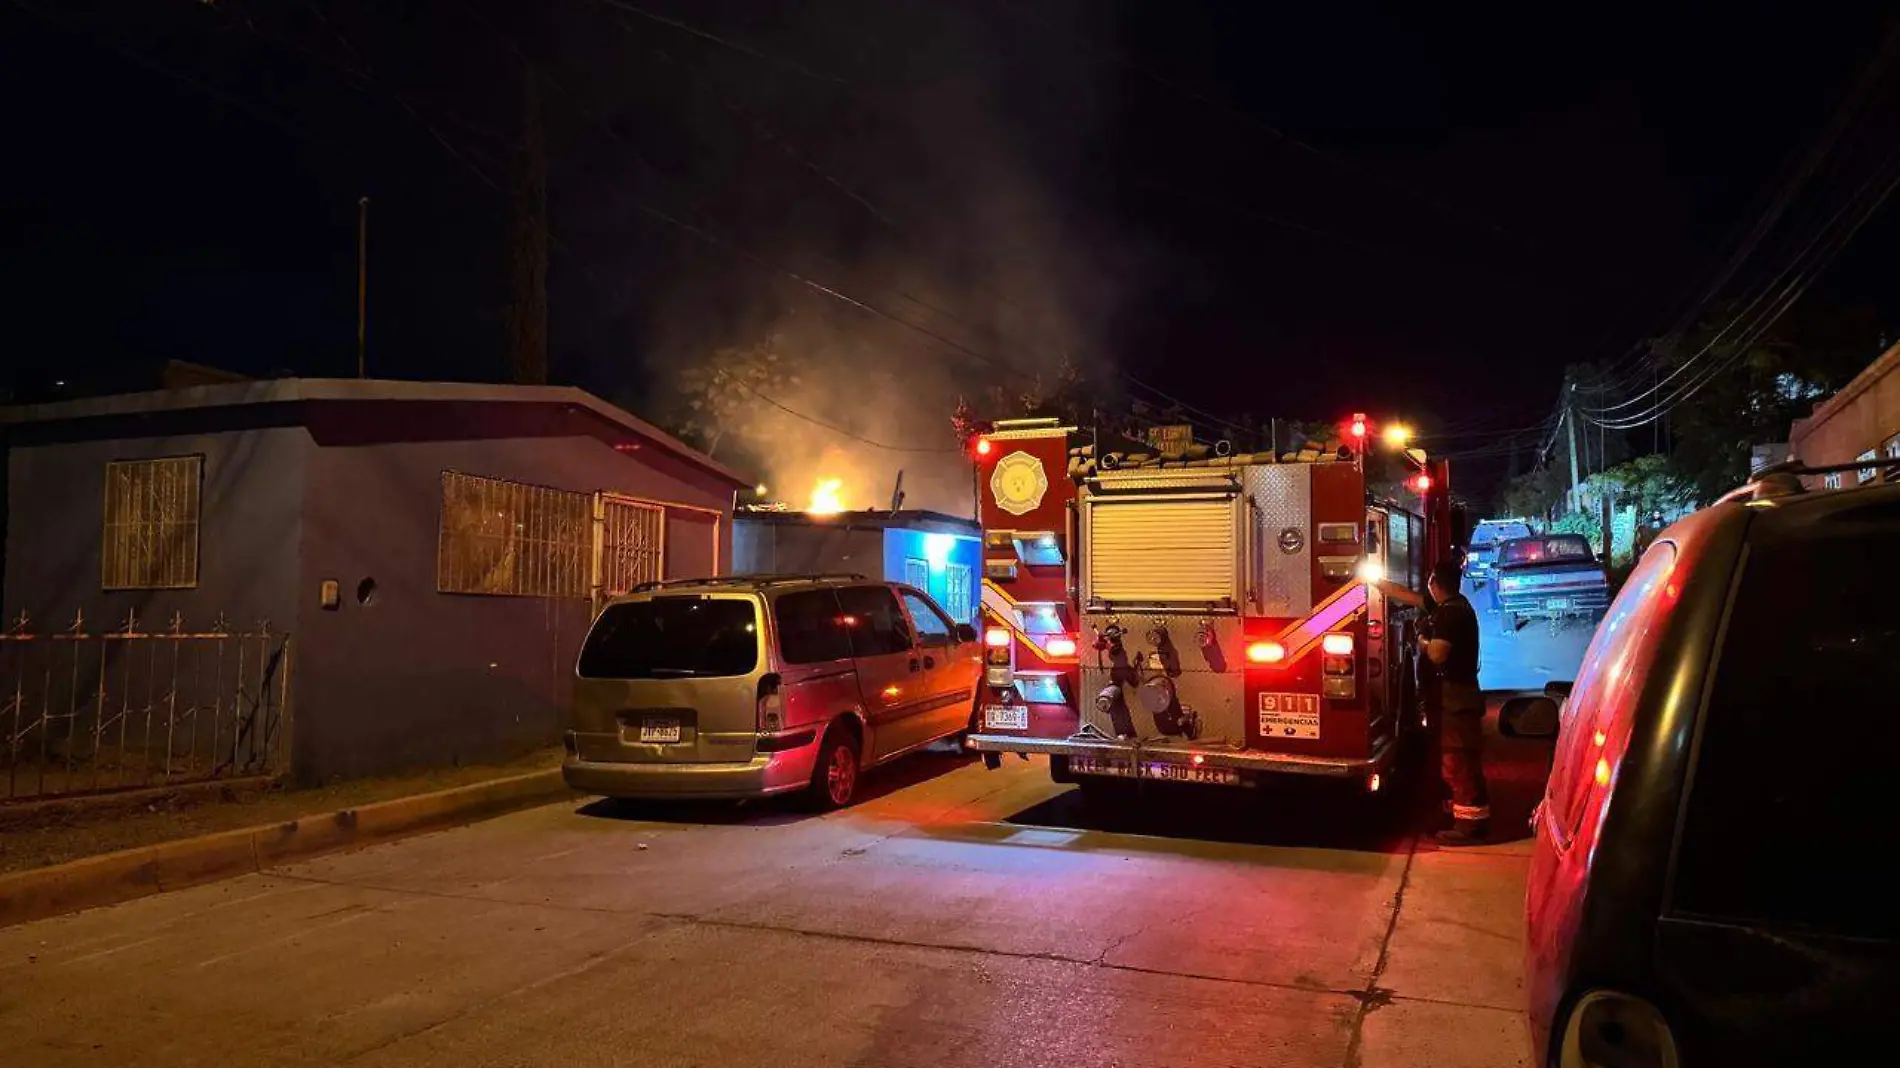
(0, 748), (564, 877)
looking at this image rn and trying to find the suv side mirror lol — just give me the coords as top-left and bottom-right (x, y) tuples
(954, 623), (978, 644)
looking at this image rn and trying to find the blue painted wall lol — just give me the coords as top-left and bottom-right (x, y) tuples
(882, 527), (981, 622)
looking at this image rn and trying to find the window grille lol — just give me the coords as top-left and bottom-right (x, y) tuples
(437, 471), (590, 598)
(945, 563), (975, 622)
(102, 456), (203, 590)
(598, 495), (665, 597)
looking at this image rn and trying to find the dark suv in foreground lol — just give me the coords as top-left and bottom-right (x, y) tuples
(1521, 463), (1899, 1066)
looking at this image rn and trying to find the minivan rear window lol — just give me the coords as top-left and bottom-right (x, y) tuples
(774, 589), (852, 665)
(1672, 516), (1900, 939)
(578, 597), (760, 679)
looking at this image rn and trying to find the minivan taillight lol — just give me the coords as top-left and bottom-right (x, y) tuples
(757, 672), (783, 732)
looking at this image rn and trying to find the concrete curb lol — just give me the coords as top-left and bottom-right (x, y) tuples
(0, 768), (575, 929)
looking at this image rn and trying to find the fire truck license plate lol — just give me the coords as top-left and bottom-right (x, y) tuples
(1258, 693), (1321, 740)
(637, 717), (681, 744)
(1546, 597), (1570, 610)
(983, 705), (1028, 730)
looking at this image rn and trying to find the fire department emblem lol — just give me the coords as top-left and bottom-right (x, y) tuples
(990, 451), (1048, 516)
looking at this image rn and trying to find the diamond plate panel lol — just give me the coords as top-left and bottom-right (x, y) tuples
(1078, 612), (1247, 745)
(1244, 465), (1314, 616)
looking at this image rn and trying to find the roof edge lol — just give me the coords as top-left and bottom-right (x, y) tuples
(0, 377), (751, 488)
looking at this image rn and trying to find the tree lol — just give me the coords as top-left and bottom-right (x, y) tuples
(672, 334), (799, 459)
(978, 354), (1101, 427)
(1498, 464), (1565, 522)
(1650, 301), (1877, 500)
(1586, 454), (1694, 521)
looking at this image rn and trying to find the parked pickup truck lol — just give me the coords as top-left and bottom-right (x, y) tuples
(1494, 534), (1610, 629)
(1463, 518), (1532, 588)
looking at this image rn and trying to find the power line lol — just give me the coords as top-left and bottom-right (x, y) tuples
(1577, 19), (1900, 400)
(734, 381), (958, 453)
(1584, 146), (1900, 431)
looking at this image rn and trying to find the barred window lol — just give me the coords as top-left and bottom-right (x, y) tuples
(437, 471), (590, 598)
(945, 563), (974, 623)
(102, 456), (203, 590)
(598, 495), (665, 597)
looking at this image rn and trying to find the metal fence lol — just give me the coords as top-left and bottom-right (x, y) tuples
(0, 611), (291, 802)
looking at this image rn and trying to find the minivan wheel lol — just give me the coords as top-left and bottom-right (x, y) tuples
(807, 726), (860, 811)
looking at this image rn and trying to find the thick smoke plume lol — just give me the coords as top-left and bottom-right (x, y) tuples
(633, 1), (1133, 514)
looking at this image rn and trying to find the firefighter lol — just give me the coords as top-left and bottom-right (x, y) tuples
(1377, 559), (1489, 845)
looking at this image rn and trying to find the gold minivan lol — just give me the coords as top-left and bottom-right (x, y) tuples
(563, 575), (981, 809)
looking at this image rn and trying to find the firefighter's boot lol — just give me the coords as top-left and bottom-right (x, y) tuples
(1432, 819), (1489, 847)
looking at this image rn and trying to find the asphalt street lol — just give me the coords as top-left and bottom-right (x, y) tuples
(0, 716), (1552, 1068)
(1469, 577), (1597, 695)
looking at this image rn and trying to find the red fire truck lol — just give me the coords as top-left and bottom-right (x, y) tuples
(965, 416), (1458, 797)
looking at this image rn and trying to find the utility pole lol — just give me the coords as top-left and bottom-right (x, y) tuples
(356, 197), (369, 378)
(1565, 387), (1582, 514)
(506, 67), (549, 386)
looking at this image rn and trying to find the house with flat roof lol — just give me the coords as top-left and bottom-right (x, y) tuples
(731, 508), (982, 623)
(0, 378), (750, 795)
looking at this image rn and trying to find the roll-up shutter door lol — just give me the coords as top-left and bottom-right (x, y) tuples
(1088, 497), (1238, 604)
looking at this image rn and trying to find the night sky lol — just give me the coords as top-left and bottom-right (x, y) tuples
(6, 2), (1896, 494)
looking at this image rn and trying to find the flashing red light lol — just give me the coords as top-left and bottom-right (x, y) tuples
(1321, 632), (1355, 656)
(984, 627), (1011, 648)
(1411, 473), (1433, 493)
(1191, 754), (1206, 767)
(1044, 636), (1079, 658)
(1349, 415), (1367, 439)
(1246, 640), (1287, 664)
(974, 437), (993, 457)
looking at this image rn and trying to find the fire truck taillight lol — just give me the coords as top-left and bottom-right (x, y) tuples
(1043, 636), (1079, 658)
(984, 627), (1011, 648)
(1321, 634), (1356, 699)
(974, 437), (993, 457)
(1246, 640), (1286, 664)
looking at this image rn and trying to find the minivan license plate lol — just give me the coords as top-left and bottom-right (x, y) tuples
(983, 704), (1028, 730)
(638, 717), (681, 744)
